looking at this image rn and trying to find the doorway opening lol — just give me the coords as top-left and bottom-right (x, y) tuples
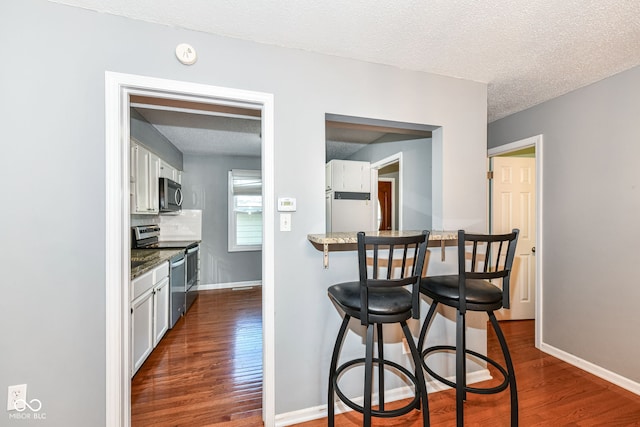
(488, 134), (543, 348)
(105, 72), (275, 427)
(372, 154), (402, 231)
(325, 113), (436, 232)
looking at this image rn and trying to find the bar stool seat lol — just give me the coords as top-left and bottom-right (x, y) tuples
(329, 283), (413, 317)
(423, 275), (503, 308)
(327, 231), (430, 427)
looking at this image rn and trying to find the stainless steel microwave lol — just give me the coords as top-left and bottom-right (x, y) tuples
(159, 178), (183, 213)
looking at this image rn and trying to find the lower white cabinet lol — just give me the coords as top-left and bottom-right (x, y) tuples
(131, 288), (154, 375)
(153, 277), (169, 347)
(131, 262), (170, 377)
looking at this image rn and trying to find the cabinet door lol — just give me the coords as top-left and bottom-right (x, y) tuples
(134, 145), (150, 213)
(159, 160), (175, 180)
(340, 161), (371, 192)
(133, 145), (160, 214)
(327, 160), (371, 192)
(148, 151), (160, 214)
(153, 277), (170, 347)
(131, 289), (154, 376)
(130, 143), (137, 210)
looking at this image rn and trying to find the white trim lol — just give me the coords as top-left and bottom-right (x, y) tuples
(487, 134), (539, 157)
(371, 152), (403, 230)
(196, 281), (262, 291)
(488, 134), (543, 349)
(539, 342), (640, 396)
(105, 72), (276, 427)
(228, 169), (263, 252)
(105, 72), (130, 427)
(273, 369), (491, 426)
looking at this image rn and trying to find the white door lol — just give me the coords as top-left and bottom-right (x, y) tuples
(492, 156), (536, 320)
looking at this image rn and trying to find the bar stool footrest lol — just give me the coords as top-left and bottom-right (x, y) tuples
(421, 345), (510, 395)
(333, 357), (421, 418)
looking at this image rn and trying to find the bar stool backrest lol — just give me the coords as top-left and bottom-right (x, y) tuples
(457, 229), (519, 312)
(357, 231), (429, 325)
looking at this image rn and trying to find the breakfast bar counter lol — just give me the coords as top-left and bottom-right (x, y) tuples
(307, 230), (457, 268)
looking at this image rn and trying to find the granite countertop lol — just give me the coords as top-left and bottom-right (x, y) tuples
(307, 230), (457, 245)
(131, 248), (185, 279)
(307, 230), (458, 268)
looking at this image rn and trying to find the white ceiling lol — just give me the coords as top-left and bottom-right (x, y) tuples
(51, 0), (640, 122)
(58, 0), (640, 157)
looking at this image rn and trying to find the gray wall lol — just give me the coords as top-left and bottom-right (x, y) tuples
(348, 136), (432, 230)
(182, 154), (262, 285)
(488, 65), (640, 383)
(1, 1), (488, 425)
(130, 109), (184, 170)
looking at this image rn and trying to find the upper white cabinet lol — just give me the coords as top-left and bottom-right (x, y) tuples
(131, 140), (160, 214)
(326, 160), (371, 192)
(160, 160), (182, 184)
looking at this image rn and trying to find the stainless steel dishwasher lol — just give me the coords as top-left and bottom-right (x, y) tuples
(169, 253), (186, 328)
(185, 244), (199, 313)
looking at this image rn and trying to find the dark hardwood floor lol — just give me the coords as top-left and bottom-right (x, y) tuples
(132, 288), (640, 426)
(131, 287), (263, 426)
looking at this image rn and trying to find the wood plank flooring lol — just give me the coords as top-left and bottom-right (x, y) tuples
(131, 287), (263, 426)
(132, 288), (640, 426)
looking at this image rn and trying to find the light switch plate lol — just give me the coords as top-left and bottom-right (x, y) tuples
(280, 213), (292, 231)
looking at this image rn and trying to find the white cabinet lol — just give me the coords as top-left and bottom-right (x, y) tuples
(153, 277), (169, 347)
(131, 261), (170, 376)
(159, 160), (182, 184)
(131, 288), (154, 375)
(326, 160), (371, 192)
(131, 141), (160, 214)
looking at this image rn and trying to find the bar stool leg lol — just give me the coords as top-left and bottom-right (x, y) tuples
(401, 321), (430, 427)
(364, 323), (375, 427)
(377, 323), (385, 411)
(488, 312), (518, 426)
(456, 310), (466, 427)
(417, 301), (439, 362)
(328, 315), (350, 427)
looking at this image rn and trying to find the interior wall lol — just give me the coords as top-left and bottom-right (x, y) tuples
(182, 154), (262, 285)
(348, 136), (432, 230)
(2, 0), (488, 423)
(488, 65), (640, 384)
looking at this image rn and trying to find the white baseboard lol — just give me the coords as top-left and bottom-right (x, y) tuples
(274, 369), (491, 427)
(539, 342), (640, 395)
(195, 280), (262, 291)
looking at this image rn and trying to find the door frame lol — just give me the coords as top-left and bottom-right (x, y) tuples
(371, 152), (403, 230)
(105, 72), (275, 427)
(488, 134), (543, 348)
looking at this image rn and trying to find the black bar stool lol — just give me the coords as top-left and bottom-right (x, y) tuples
(327, 231), (430, 427)
(417, 229), (519, 426)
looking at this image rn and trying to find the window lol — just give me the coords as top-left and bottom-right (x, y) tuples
(228, 169), (262, 251)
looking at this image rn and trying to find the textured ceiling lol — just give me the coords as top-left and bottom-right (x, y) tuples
(51, 0), (640, 122)
(134, 107), (262, 156)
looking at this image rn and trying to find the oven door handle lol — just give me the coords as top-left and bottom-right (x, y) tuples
(171, 258), (186, 268)
(175, 188), (183, 207)
(187, 246), (199, 255)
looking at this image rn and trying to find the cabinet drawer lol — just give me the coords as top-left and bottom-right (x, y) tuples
(132, 269), (154, 301)
(131, 261), (170, 301)
(154, 262), (169, 280)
